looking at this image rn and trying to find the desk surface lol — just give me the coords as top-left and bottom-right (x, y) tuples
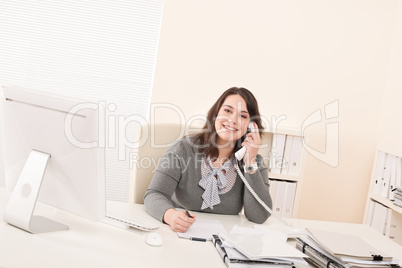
(1, 189), (401, 268)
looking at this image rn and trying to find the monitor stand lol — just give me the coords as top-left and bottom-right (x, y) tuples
(3, 150), (69, 233)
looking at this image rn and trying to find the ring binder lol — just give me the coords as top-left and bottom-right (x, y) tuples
(302, 242), (308, 253)
(295, 238), (345, 268)
(212, 234), (301, 267)
(327, 260), (335, 268)
(297, 229), (399, 268)
(372, 255), (383, 261)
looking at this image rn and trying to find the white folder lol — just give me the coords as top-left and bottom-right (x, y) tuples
(219, 232), (307, 260)
(270, 134), (286, 174)
(370, 201), (380, 231)
(306, 228), (392, 261)
(385, 207), (392, 237)
(288, 136), (302, 176)
(388, 209), (402, 245)
(389, 155), (397, 201)
(396, 156), (402, 189)
(365, 199), (375, 226)
(282, 182), (297, 218)
(273, 180), (287, 217)
(281, 135), (294, 175)
(371, 202), (388, 235)
(269, 179), (278, 205)
(378, 203), (388, 235)
(372, 151), (386, 195)
(380, 154), (392, 198)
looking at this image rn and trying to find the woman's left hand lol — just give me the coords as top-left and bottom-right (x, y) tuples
(242, 121), (261, 166)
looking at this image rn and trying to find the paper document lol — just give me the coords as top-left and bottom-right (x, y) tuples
(306, 228), (392, 261)
(230, 224), (288, 242)
(224, 246), (302, 265)
(219, 232), (307, 260)
(177, 219), (226, 240)
(213, 234), (300, 268)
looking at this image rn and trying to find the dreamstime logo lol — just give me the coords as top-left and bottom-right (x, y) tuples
(301, 100), (339, 167)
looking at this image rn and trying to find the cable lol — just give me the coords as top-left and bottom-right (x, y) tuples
(235, 161), (293, 228)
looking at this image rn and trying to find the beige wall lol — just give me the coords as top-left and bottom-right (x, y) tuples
(150, 0), (399, 223)
(377, 1), (402, 156)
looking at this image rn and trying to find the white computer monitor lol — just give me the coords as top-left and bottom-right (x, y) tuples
(0, 85), (105, 233)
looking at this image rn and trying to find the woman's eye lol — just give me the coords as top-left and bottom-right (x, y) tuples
(241, 114), (248, 119)
(224, 109), (232, 113)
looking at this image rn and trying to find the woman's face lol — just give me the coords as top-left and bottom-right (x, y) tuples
(214, 94), (250, 147)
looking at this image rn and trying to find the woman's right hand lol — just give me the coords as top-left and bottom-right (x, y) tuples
(163, 208), (196, 232)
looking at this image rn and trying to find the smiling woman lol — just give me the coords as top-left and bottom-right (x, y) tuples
(200, 88), (265, 164)
(144, 87), (272, 232)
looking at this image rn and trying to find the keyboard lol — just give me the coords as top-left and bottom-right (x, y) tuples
(102, 213), (159, 232)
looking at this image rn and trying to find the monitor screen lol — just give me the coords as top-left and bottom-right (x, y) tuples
(0, 85), (105, 233)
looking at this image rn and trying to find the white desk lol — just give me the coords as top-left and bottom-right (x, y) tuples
(1, 188), (401, 268)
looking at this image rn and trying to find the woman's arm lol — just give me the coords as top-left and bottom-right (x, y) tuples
(144, 158), (181, 222)
(242, 155), (272, 224)
(240, 122), (272, 223)
(143, 140), (195, 231)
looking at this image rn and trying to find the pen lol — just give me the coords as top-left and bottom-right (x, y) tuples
(190, 237), (206, 242)
(185, 210), (193, 218)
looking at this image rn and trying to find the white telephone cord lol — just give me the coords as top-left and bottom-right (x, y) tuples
(235, 162), (293, 227)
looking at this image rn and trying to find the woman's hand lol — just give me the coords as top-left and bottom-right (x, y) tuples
(242, 121), (261, 167)
(163, 208), (196, 232)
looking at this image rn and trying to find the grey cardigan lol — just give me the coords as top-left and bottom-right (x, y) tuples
(144, 136), (272, 224)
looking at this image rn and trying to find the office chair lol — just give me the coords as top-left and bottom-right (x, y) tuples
(129, 123), (201, 204)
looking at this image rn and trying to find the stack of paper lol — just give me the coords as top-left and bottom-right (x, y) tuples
(296, 228), (400, 268)
(212, 232), (308, 268)
(394, 186), (402, 208)
(177, 219), (226, 241)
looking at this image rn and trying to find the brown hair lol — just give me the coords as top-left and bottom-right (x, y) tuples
(193, 87), (264, 160)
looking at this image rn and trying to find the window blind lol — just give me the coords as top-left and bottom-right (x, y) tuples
(0, 1), (164, 201)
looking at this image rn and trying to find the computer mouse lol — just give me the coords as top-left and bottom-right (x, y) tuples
(145, 232), (163, 247)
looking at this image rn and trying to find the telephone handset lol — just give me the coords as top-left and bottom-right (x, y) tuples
(235, 122), (255, 161)
(233, 121), (294, 228)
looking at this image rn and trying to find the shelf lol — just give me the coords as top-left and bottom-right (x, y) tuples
(260, 126), (306, 219)
(269, 173), (301, 182)
(369, 193), (402, 215)
(377, 144), (402, 159)
(364, 149), (402, 243)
